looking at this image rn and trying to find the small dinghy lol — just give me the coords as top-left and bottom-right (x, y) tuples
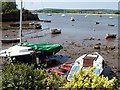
(67, 52), (104, 81)
(50, 28), (61, 34)
(105, 34), (116, 39)
(71, 17), (75, 21)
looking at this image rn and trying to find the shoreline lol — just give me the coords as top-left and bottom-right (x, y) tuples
(38, 12), (119, 16)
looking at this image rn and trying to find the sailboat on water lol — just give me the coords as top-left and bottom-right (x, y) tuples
(61, 14), (65, 17)
(61, 9), (66, 17)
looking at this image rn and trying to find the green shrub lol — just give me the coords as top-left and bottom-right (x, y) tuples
(2, 64), (66, 90)
(64, 67), (117, 89)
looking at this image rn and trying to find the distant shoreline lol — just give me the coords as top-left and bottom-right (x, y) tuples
(39, 13), (119, 16)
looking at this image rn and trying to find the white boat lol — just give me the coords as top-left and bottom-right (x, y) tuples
(71, 17), (75, 21)
(109, 16), (113, 19)
(61, 14), (65, 17)
(0, 45), (35, 63)
(85, 15), (88, 17)
(67, 52), (104, 81)
(50, 28), (61, 34)
(47, 13), (52, 16)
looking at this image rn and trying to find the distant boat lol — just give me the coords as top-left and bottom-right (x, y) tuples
(96, 21), (100, 24)
(105, 34), (116, 39)
(71, 17), (75, 21)
(61, 14), (65, 17)
(108, 24), (115, 27)
(85, 15), (88, 17)
(40, 19), (51, 23)
(1, 38), (20, 43)
(47, 13), (52, 16)
(109, 16), (113, 19)
(29, 22), (35, 25)
(34, 23), (42, 29)
(67, 52), (104, 81)
(50, 28), (61, 34)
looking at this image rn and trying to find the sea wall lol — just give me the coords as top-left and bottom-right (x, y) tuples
(1, 13), (39, 22)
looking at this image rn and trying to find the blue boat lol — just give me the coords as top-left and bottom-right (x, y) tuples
(67, 52), (104, 81)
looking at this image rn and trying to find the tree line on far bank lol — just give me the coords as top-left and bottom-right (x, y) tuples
(36, 8), (120, 14)
(0, 2), (119, 14)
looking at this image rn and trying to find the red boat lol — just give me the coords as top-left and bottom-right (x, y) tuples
(46, 63), (72, 76)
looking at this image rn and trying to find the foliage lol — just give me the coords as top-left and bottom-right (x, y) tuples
(64, 67), (117, 89)
(2, 64), (66, 90)
(117, 80), (120, 90)
(2, 2), (17, 14)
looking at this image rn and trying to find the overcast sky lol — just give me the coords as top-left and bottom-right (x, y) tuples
(16, 0), (119, 10)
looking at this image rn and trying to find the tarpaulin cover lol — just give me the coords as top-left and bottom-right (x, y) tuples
(23, 42), (63, 53)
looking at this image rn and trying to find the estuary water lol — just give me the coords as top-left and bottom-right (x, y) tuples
(1, 13), (118, 49)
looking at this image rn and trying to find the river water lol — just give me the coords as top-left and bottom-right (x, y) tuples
(1, 14), (118, 49)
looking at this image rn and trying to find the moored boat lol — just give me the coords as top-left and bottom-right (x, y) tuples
(50, 28), (61, 34)
(47, 13), (52, 16)
(108, 24), (115, 27)
(40, 19), (51, 23)
(0, 45), (36, 63)
(34, 23), (42, 29)
(105, 34), (116, 39)
(109, 16), (113, 19)
(67, 52), (104, 81)
(1, 38), (20, 43)
(71, 17), (75, 21)
(61, 14), (65, 17)
(96, 21), (100, 24)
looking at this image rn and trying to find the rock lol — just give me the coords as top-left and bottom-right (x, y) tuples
(89, 36), (95, 40)
(96, 43), (101, 45)
(110, 46), (115, 50)
(98, 38), (101, 40)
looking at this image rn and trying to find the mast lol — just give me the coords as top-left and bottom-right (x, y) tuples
(20, 0), (22, 45)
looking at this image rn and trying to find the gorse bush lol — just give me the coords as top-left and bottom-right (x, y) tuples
(2, 64), (118, 89)
(2, 64), (66, 90)
(64, 67), (117, 89)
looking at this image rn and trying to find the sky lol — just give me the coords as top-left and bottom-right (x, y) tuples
(16, 0), (120, 10)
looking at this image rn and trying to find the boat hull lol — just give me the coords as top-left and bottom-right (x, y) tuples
(1, 38), (20, 43)
(1, 54), (36, 63)
(67, 52), (104, 81)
